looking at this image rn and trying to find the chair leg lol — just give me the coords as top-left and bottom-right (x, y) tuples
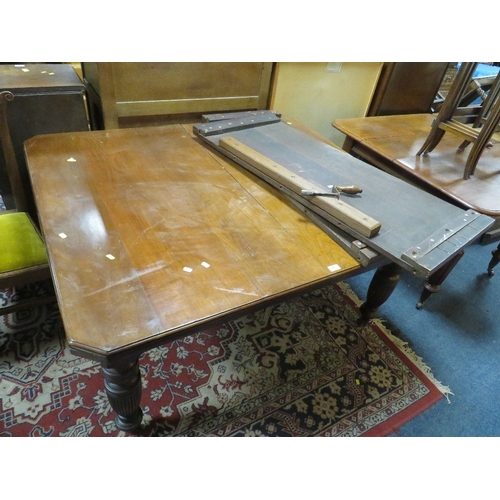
(416, 126), (446, 156)
(458, 138), (471, 151)
(463, 96), (500, 179)
(459, 137), (493, 152)
(417, 63), (478, 157)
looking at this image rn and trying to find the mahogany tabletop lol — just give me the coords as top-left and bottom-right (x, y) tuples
(24, 123), (360, 362)
(333, 113), (500, 221)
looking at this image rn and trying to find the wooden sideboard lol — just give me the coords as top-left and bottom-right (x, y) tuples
(82, 62), (274, 130)
(0, 63), (89, 220)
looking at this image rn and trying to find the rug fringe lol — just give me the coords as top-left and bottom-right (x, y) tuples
(337, 282), (454, 403)
(373, 319), (453, 403)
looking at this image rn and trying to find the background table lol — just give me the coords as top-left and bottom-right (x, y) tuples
(333, 113), (500, 239)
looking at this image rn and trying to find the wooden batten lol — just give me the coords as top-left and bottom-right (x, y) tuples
(219, 136), (381, 238)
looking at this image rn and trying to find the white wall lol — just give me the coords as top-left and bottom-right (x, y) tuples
(270, 62), (382, 147)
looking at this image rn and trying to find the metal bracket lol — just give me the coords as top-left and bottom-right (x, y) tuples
(402, 210), (481, 263)
(401, 209), (493, 275)
(201, 110), (281, 123)
(194, 111), (281, 136)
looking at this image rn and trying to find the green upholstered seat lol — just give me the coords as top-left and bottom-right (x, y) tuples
(0, 212), (48, 273)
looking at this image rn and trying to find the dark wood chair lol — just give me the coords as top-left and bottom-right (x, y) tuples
(457, 71), (500, 161)
(0, 90), (54, 316)
(417, 62), (500, 180)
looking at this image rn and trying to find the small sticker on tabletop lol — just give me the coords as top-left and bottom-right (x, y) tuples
(328, 264), (341, 272)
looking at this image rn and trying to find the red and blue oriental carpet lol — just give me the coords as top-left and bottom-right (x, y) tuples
(0, 281), (449, 437)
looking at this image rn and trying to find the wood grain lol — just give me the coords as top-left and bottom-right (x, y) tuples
(24, 124), (360, 357)
(219, 136), (381, 238)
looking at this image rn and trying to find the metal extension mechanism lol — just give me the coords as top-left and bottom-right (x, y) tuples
(194, 111), (495, 279)
(301, 185), (363, 199)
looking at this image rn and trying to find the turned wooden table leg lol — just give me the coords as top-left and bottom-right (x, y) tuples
(487, 243), (500, 277)
(416, 250), (464, 309)
(359, 262), (401, 322)
(102, 358), (143, 432)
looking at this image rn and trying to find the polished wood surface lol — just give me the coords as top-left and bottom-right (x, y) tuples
(0, 63), (84, 90)
(334, 113), (500, 222)
(24, 123), (359, 360)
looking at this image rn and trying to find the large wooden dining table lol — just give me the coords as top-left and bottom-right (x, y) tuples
(24, 120), (377, 431)
(24, 114), (497, 431)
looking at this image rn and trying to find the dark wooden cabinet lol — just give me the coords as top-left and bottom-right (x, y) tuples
(0, 63), (89, 219)
(82, 62), (274, 130)
(367, 62), (450, 116)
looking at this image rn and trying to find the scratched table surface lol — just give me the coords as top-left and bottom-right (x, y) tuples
(24, 123), (360, 360)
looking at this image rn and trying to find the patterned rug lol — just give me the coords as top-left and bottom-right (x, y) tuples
(0, 280), (449, 437)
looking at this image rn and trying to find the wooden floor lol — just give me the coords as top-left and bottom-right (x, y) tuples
(333, 114), (500, 234)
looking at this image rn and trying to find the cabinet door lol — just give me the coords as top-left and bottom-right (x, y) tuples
(83, 62), (274, 129)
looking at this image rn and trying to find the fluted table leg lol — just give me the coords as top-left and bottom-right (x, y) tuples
(102, 358), (143, 432)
